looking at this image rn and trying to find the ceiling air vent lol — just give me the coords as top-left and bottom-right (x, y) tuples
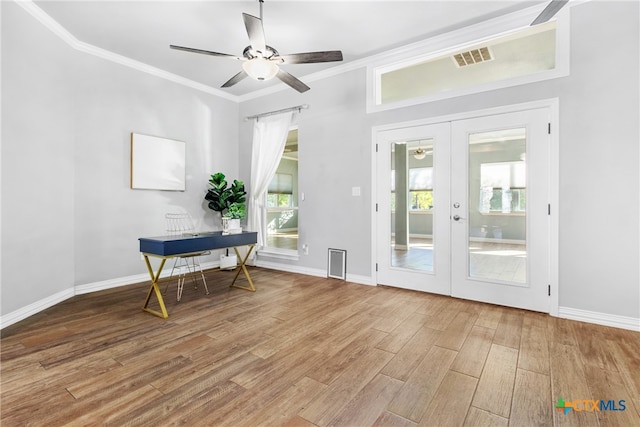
(453, 47), (492, 67)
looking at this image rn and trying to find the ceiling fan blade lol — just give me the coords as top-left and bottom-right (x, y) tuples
(276, 69), (310, 93)
(530, 0), (569, 25)
(221, 70), (248, 88)
(279, 51), (344, 64)
(242, 13), (267, 54)
(170, 45), (241, 60)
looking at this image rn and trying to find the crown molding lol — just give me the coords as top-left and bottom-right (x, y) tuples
(16, 0), (367, 103)
(15, 0), (238, 102)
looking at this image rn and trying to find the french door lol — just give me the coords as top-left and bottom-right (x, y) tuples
(376, 108), (551, 312)
(376, 123), (451, 295)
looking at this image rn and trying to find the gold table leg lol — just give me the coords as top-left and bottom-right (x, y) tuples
(142, 255), (169, 319)
(230, 245), (256, 292)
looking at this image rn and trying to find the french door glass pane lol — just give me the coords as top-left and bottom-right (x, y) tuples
(468, 128), (527, 283)
(390, 139), (435, 271)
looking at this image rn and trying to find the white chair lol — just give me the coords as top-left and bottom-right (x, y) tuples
(165, 212), (210, 301)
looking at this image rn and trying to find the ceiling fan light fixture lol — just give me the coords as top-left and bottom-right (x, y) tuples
(413, 148), (427, 160)
(170, 2), (343, 92)
(242, 57), (279, 81)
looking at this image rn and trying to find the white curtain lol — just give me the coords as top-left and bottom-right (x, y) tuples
(248, 111), (297, 248)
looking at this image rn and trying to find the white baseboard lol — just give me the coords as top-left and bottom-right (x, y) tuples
(0, 288), (75, 330)
(255, 259), (374, 286)
(75, 260), (221, 295)
(74, 272), (150, 295)
(469, 237), (526, 245)
(3, 267), (635, 333)
(1, 259), (222, 330)
(346, 273), (375, 286)
(558, 306), (640, 332)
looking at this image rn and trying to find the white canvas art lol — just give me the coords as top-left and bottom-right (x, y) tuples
(130, 133), (186, 191)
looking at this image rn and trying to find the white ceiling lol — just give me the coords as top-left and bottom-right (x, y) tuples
(33, 0), (548, 97)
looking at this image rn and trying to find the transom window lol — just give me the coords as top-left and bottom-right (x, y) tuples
(368, 12), (569, 113)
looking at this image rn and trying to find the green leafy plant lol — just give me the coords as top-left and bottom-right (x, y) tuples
(205, 172), (247, 219)
(225, 202), (246, 219)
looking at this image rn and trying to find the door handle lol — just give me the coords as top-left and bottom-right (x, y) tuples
(452, 215), (464, 221)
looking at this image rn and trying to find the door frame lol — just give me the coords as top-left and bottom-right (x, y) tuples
(371, 98), (560, 315)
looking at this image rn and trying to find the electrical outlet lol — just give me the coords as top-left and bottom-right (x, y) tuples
(302, 244), (309, 255)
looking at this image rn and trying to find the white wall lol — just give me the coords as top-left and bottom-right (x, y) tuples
(240, 1), (639, 322)
(1, 2), (239, 318)
(557, 1), (639, 319)
(239, 69), (374, 279)
(71, 53), (239, 285)
(2, 1), (76, 314)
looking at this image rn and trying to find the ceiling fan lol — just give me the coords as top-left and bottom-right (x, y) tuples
(170, 0), (343, 93)
(531, 0), (569, 26)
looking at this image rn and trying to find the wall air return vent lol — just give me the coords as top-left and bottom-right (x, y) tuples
(327, 248), (347, 280)
(453, 47), (493, 67)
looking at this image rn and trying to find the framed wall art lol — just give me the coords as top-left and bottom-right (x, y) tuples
(130, 133), (186, 191)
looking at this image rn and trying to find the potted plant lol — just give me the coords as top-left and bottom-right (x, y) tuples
(225, 202), (246, 220)
(205, 172), (247, 233)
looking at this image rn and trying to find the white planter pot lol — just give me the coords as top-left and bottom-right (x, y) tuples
(228, 218), (241, 231)
(222, 218), (242, 234)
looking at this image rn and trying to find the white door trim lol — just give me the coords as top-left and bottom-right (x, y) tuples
(371, 98), (559, 315)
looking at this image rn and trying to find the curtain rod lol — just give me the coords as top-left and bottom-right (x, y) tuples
(244, 104), (309, 121)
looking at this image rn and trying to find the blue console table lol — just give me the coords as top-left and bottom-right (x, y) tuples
(139, 231), (258, 318)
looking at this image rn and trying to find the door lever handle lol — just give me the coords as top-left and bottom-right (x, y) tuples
(452, 215), (464, 221)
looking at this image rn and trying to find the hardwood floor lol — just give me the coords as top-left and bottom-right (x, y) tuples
(2, 268), (639, 426)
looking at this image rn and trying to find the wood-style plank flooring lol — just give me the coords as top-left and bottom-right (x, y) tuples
(2, 268), (639, 426)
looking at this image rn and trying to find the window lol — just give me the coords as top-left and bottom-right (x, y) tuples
(265, 129), (299, 253)
(479, 162), (526, 213)
(409, 167), (433, 210)
(368, 11), (569, 112)
(267, 193), (293, 208)
(267, 174), (293, 208)
(410, 191), (434, 210)
(482, 188), (526, 213)
(379, 23), (557, 105)
(391, 167), (434, 211)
